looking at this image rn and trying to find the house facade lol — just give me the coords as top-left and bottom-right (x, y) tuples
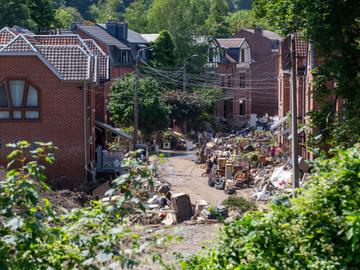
(208, 38), (252, 120)
(0, 27), (109, 189)
(71, 21), (152, 124)
(233, 28), (281, 117)
(276, 33), (339, 160)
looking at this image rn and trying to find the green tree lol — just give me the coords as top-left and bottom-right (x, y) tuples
(0, 0), (56, 31)
(55, 6), (83, 28)
(254, 0), (360, 149)
(89, 0), (124, 22)
(108, 73), (171, 139)
(147, 0), (208, 66)
(230, 0), (253, 11)
(124, 0), (148, 32)
(226, 9), (271, 35)
(151, 30), (176, 68)
(205, 0), (230, 37)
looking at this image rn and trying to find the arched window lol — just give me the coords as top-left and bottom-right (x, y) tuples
(0, 79), (40, 120)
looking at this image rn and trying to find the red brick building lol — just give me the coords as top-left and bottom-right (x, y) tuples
(0, 27), (109, 189)
(71, 21), (152, 124)
(276, 34), (339, 160)
(277, 33), (308, 154)
(208, 38), (252, 120)
(233, 28), (281, 117)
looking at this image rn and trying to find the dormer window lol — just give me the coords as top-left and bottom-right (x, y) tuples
(241, 49), (245, 62)
(0, 79), (40, 120)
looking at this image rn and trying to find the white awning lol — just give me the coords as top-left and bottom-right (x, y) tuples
(270, 116), (289, 130)
(95, 121), (132, 140)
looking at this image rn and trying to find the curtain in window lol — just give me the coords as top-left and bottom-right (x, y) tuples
(26, 85), (38, 107)
(0, 84), (8, 107)
(9, 80), (25, 107)
(0, 111), (9, 119)
(25, 111), (39, 119)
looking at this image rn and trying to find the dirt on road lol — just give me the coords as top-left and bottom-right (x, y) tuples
(159, 152), (227, 206)
(158, 152), (256, 206)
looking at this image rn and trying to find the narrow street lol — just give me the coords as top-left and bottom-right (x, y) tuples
(159, 151), (228, 206)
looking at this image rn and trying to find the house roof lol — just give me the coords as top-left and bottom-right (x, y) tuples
(216, 38), (245, 48)
(243, 29), (282, 40)
(75, 24), (130, 50)
(141, 34), (159, 43)
(0, 27), (17, 46)
(36, 45), (90, 81)
(127, 29), (148, 44)
(0, 27), (109, 82)
(83, 39), (109, 80)
(97, 23), (149, 44)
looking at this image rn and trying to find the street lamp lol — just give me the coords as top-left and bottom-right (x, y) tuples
(182, 54), (199, 92)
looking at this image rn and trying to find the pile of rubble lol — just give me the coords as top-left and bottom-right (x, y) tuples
(196, 130), (310, 202)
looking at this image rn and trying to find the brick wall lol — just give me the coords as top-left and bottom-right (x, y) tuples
(234, 30), (279, 117)
(0, 56), (88, 189)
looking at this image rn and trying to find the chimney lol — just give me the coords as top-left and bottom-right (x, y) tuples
(106, 21), (117, 38)
(105, 21), (128, 41)
(116, 22), (128, 41)
(255, 26), (263, 36)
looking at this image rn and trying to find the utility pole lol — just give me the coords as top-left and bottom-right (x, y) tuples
(133, 59), (139, 150)
(290, 34), (300, 196)
(182, 54), (198, 92)
(132, 46), (154, 150)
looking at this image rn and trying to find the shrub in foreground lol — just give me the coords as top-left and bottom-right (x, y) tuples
(182, 145), (360, 269)
(0, 141), (163, 269)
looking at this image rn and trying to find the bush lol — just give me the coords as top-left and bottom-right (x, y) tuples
(0, 141), (164, 269)
(222, 196), (256, 213)
(181, 145), (360, 269)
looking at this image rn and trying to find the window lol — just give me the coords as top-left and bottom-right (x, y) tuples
(0, 79), (40, 120)
(220, 74), (225, 87)
(241, 49), (246, 63)
(239, 73), (246, 88)
(239, 100), (246, 116)
(227, 75), (232, 88)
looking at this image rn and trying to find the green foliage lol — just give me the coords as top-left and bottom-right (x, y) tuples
(124, 0), (149, 32)
(222, 195), (256, 212)
(193, 87), (223, 113)
(0, 0), (56, 31)
(163, 88), (221, 131)
(164, 91), (203, 124)
(151, 30), (176, 68)
(182, 144), (360, 269)
(229, 0), (253, 11)
(55, 6), (83, 28)
(253, 0), (360, 150)
(227, 9), (271, 35)
(89, 0), (124, 22)
(108, 73), (171, 139)
(0, 141), (164, 269)
(204, 0), (230, 38)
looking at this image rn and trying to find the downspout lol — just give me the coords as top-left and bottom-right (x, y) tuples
(84, 81), (88, 182)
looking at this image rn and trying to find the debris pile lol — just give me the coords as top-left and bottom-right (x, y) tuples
(195, 130), (310, 201)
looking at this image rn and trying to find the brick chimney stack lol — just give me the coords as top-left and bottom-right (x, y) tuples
(255, 26), (263, 36)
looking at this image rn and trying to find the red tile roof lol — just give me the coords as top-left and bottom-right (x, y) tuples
(0, 28), (17, 46)
(83, 39), (108, 80)
(37, 45), (90, 81)
(0, 28), (110, 82)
